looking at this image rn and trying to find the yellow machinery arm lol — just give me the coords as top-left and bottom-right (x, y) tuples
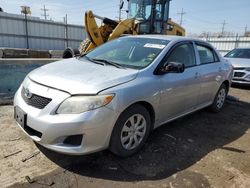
(84, 11), (104, 48)
(80, 11), (185, 55)
(63, 1), (185, 58)
(80, 11), (137, 54)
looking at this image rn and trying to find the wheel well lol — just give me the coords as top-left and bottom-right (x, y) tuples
(133, 101), (155, 131)
(222, 80), (230, 92)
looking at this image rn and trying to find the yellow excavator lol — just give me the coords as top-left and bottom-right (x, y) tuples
(63, 0), (185, 58)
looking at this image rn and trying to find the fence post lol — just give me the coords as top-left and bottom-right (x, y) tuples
(65, 14), (69, 48)
(235, 33), (239, 48)
(24, 13), (29, 49)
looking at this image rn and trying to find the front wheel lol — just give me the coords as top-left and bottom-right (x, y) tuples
(109, 104), (151, 157)
(209, 83), (227, 113)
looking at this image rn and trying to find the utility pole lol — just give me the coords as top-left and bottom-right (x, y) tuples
(21, 6), (30, 49)
(118, 0), (124, 21)
(245, 25), (248, 33)
(221, 20), (227, 36)
(177, 8), (186, 26)
(41, 5), (49, 20)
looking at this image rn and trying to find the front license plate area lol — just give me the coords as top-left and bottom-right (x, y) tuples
(14, 106), (27, 128)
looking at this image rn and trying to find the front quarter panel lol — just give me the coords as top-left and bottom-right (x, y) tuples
(100, 67), (162, 128)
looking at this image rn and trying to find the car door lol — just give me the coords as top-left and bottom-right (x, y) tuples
(158, 41), (201, 124)
(194, 42), (223, 105)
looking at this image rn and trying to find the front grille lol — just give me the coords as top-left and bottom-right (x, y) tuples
(21, 88), (52, 109)
(234, 72), (246, 78)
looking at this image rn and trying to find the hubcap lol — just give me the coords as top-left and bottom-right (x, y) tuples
(216, 88), (226, 109)
(120, 114), (146, 150)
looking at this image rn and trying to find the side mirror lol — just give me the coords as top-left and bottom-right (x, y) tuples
(161, 62), (185, 74)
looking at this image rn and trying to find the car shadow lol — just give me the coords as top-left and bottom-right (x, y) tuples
(231, 83), (250, 90)
(29, 99), (250, 183)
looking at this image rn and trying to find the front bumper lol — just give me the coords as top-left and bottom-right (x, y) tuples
(232, 69), (250, 85)
(14, 79), (118, 155)
(232, 80), (250, 85)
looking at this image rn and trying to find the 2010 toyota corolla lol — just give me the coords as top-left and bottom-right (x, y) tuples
(14, 35), (233, 157)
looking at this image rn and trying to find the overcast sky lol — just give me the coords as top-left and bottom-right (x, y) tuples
(1, 0), (250, 35)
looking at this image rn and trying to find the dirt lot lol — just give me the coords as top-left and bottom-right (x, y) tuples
(0, 86), (250, 188)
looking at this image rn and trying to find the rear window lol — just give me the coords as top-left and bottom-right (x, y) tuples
(197, 45), (219, 64)
(225, 49), (250, 59)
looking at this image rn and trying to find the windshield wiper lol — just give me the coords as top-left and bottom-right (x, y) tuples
(84, 56), (105, 66)
(91, 58), (125, 69)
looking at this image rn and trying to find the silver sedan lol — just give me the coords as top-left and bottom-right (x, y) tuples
(14, 35), (233, 157)
(225, 47), (250, 85)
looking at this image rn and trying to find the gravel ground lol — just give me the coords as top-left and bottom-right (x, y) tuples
(0, 86), (250, 188)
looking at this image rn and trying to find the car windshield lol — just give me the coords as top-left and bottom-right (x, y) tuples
(225, 48), (250, 59)
(84, 37), (169, 69)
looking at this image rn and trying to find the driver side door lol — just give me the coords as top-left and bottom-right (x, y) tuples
(158, 41), (201, 124)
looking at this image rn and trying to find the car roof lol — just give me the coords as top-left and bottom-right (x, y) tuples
(125, 34), (206, 43)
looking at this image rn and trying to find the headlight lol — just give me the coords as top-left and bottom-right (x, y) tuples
(56, 94), (114, 114)
(245, 75), (250, 81)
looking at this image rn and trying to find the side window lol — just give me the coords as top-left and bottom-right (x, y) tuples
(166, 43), (196, 68)
(197, 45), (218, 64)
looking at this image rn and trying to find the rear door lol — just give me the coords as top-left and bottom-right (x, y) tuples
(194, 42), (223, 105)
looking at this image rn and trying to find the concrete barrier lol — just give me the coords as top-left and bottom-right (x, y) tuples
(1, 48), (29, 58)
(29, 50), (51, 58)
(0, 58), (60, 105)
(0, 48), (51, 58)
(0, 49), (3, 58)
(49, 50), (64, 58)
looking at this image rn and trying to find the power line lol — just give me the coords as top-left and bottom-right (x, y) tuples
(221, 20), (227, 36)
(185, 14), (221, 25)
(41, 5), (49, 20)
(177, 8), (186, 26)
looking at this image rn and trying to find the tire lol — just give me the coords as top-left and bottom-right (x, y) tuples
(109, 104), (151, 157)
(209, 83), (228, 113)
(62, 47), (80, 58)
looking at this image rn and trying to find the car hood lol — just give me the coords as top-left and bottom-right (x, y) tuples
(28, 58), (139, 94)
(224, 57), (250, 68)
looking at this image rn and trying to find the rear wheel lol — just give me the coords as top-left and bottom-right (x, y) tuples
(209, 83), (227, 113)
(109, 104), (151, 157)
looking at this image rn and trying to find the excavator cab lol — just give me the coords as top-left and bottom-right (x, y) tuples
(62, 0), (184, 58)
(128, 0), (170, 34)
